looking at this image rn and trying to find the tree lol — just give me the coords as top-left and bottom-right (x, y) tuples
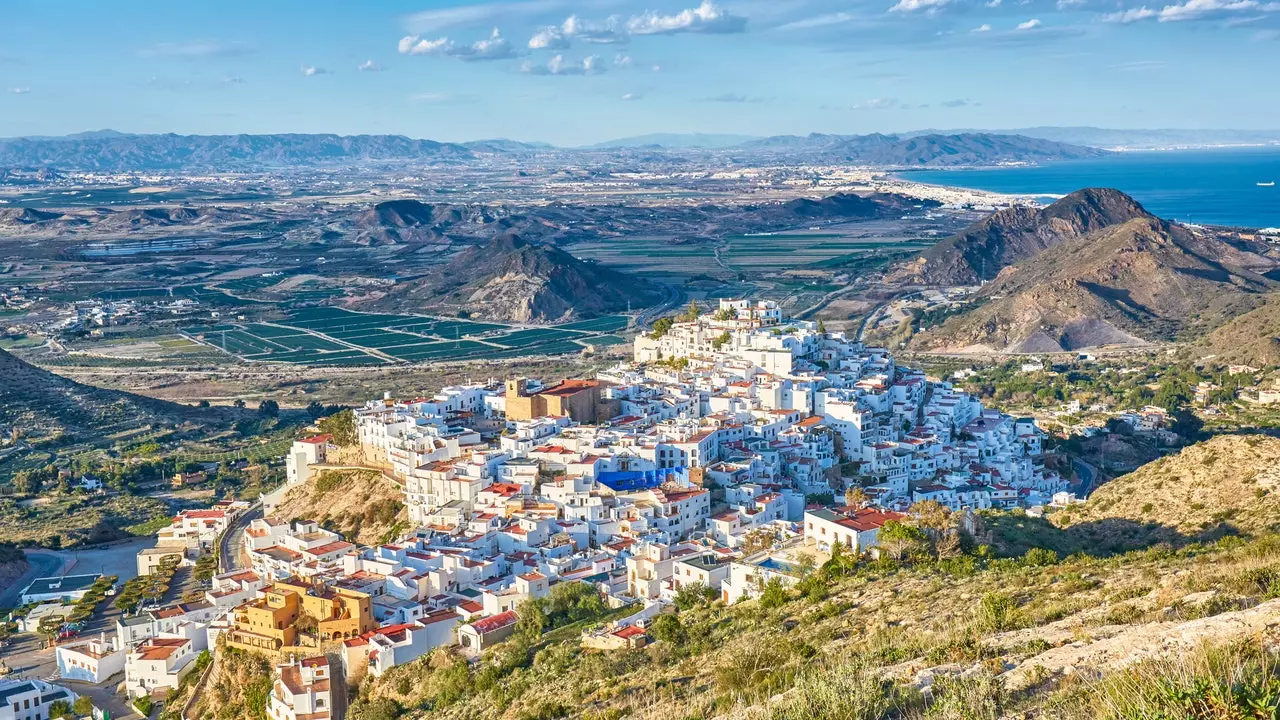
(515, 599), (548, 640)
(47, 700), (72, 719)
(306, 401), (328, 419)
(877, 521), (929, 563)
(72, 696), (94, 717)
(758, 578), (789, 609)
(317, 409), (357, 446)
(673, 582), (716, 610)
(844, 485), (868, 509)
(294, 611), (319, 641)
(912, 500), (953, 536)
(649, 317), (674, 340)
(258, 399), (280, 418)
(684, 299), (701, 321)
(648, 613), (687, 646)
(233, 398), (246, 409)
(817, 320), (827, 334)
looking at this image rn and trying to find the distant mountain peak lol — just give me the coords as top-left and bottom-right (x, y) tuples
(899, 187), (1153, 286)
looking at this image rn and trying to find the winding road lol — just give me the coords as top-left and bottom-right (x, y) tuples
(218, 502), (262, 573)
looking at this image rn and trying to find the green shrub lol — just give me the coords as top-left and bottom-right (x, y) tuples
(768, 659), (915, 720)
(925, 672), (1005, 720)
(974, 593), (1021, 633)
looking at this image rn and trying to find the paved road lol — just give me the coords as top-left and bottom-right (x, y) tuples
(635, 283), (684, 330)
(219, 503), (262, 573)
(1073, 458), (1100, 498)
(1, 537), (155, 609)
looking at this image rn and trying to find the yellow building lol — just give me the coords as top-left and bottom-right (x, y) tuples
(227, 581), (373, 654)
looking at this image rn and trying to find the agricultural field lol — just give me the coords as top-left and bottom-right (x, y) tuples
(184, 307), (633, 366)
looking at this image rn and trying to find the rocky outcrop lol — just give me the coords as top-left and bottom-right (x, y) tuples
(910, 215), (1277, 352)
(370, 233), (661, 323)
(898, 188), (1155, 286)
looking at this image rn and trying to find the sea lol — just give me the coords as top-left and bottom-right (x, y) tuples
(903, 147), (1280, 230)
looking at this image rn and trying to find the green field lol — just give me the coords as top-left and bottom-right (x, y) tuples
(189, 311), (632, 366)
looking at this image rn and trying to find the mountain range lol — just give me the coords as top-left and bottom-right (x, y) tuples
(906, 189), (1279, 353)
(0, 132), (475, 171)
(0, 131), (1100, 172)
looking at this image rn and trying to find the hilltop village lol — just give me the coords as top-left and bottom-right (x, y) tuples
(8, 300), (1065, 719)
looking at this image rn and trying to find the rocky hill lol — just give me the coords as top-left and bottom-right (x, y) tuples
(0, 347), (242, 442)
(894, 188), (1154, 285)
(1194, 298), (1280, 366)
(273, 469), (406, 545)
(1059, 434), (1280, 543)
(369, 233), (662, 323)
(337, 492), (1280, 720)
(909, 215), (1277, 352)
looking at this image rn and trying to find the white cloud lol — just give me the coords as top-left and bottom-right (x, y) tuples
(973, 23), (993, 30)
(301, 64), (330, 76)
(138, 40), (254, 59)
(9, 87), (30, 94)
(986, 0), (1003, 6)
(400, 35), (452, 54)
(703, 93), (766, 103)
(398, 28), (517, 61)
(1113, 59), (1167, 69)
(852, 97), (896, 109)
(1057, 0), (1087, 8)
(620, 92), (642, 100)
(528, 26), (570, 49)
(941, 98), (980, 106)
(1103, 0), (1272, 22)
(1017, 17), (1043, 27)
(403, 1), (568, 33)
(614, 53), (634, 67)
(222, 75), (246, 84)
(562, 15), (628, 43)
(890, 0), (950, 12)
(410, 92), (457, 103)
(777, 12), (857, 30)
(521, 54), (604, 75)
(626, 1), (747, 35)
(358, 59), (385, 72)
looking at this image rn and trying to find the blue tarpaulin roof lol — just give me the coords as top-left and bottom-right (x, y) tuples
(597, 467), (688, 492)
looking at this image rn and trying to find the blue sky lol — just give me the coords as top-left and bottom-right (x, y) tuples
(0, 0), (1277, 145)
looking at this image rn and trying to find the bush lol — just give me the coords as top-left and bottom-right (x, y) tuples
(759, 579), (790, 609)
(673, 582), (716, 610)
(768, 659), (915, 719)
(134, 696), (154, 717)
(925, 672), (1005, 720)
(1022, 547), (1059, 567)
(648, 614), (687, 646)
(974, 593), (1020, 633)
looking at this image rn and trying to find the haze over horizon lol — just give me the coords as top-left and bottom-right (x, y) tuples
(4, 0), (1280, 146)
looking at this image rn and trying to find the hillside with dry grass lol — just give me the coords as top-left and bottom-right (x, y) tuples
(273, 469), (407, 545)
(342, 525), (1280, 720)
(1058, 434), (1280, 541)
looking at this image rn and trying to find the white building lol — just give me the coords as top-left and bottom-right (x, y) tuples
(269, 656), (336, 720)
(0, 679), (77, 720)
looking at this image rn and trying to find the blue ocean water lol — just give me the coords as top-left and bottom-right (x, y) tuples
(903, 148), (1280, 229)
